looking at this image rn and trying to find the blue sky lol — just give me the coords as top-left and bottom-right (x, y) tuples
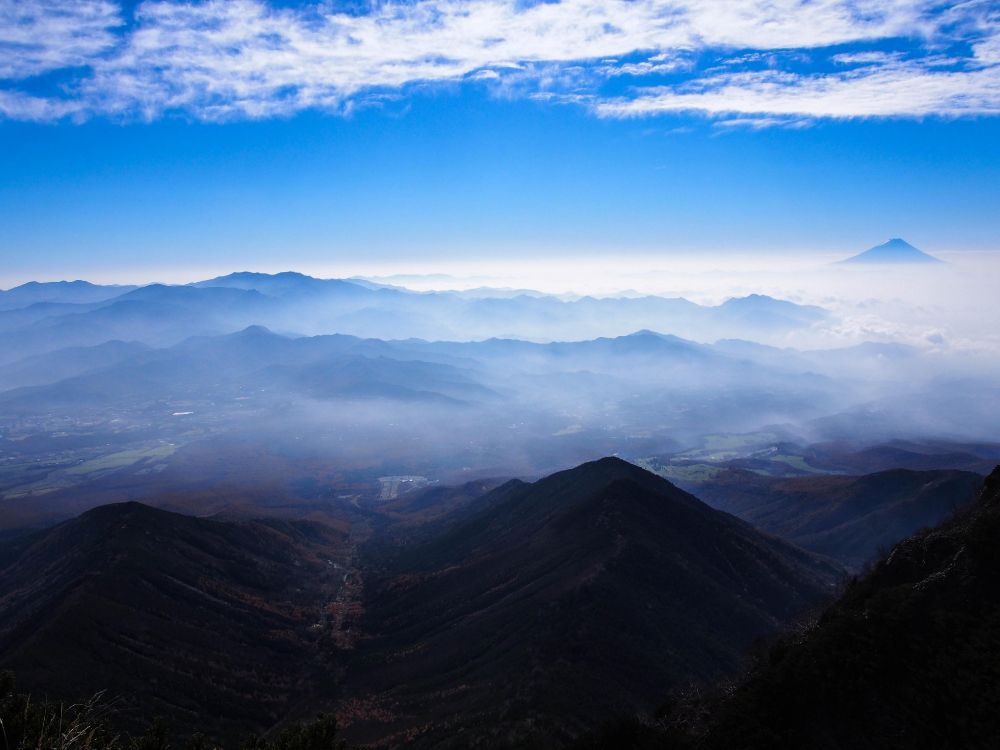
(1, 0), (998, 283)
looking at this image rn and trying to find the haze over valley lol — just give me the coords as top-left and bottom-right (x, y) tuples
(1, 243), (997, 745)
(2, 246), (998, 536)
(2, 0), (999, 745)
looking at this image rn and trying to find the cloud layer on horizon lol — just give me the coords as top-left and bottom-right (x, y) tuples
(0, 0), (997, 123)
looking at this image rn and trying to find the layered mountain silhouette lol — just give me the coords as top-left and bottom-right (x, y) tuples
(343, 458), (841, 747)
(839, 238), (942, 264)
(0, 280), (138, 311)
(0, 322), (837, 420)
(194, 271), (379, 300)
(0, 272), (830, 364)
(0, 325), (497, 413)
(0, 339), (149, 391)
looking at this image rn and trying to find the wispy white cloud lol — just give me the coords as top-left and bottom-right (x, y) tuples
(595, 56), (1000, 119)
(831, 50), (904, 65)
(0, 87), (83, 120)
(600, 52), (693, 78)
(0, 0), (997, 123)
(0, 0), (121, 79)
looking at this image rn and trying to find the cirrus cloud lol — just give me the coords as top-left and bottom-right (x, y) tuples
(0, 0), (997, 123)
(594, 57), (1000, 119)
(0, 0), (121, 80)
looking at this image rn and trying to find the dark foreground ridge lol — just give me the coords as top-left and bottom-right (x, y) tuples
(344, 457), (841, 747)
(0, 502), (348, 740)
(693, 467), (982, 570)
(582, 465), (1000, 749)
(0, 458), (842, 748)
(701, 464), (1000, 749)
(4, 460), (999, 748)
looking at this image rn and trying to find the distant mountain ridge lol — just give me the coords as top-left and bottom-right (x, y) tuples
(1, 318), (976, 528)
(839, 238), (942, 264)
(0, 271), (829, 359)
(0, 280), (139, 310)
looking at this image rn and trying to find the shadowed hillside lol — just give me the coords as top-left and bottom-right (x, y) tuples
(8, 458), (995, 749)
(696, 465), (1000, 748)
(0, 503), (350, 742)
(342, 458), (842, 747)
(577, 466), (1000, 749)
(693, 468), (981, 569)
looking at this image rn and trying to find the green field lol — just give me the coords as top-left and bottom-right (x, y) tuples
(674, 432), (782, 461)
(635, 458), (723, 484)
(65, 444), (178, 475)
(768, 453), (824, 474)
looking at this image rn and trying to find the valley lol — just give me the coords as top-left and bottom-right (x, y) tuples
(0, 271), (997, 748)
(0, 458), (844, 746)
(4, 6), (999, 744)
(2, 450), (992, 747)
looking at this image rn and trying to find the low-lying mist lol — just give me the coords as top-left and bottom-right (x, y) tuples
(0, 251), (997, 529)
(353, 251), (1000, 352)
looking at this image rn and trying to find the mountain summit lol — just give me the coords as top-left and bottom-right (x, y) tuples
(839, 238), (942, 264)
(347, 457), (842, 746)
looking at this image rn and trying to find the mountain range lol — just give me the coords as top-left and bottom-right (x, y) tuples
(0, 280), (139, 311)
(0, 458), (841, 747)
(3, 456), (998, 747)
(3, 310), (996, 537)
(0, 273), (828, 365)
